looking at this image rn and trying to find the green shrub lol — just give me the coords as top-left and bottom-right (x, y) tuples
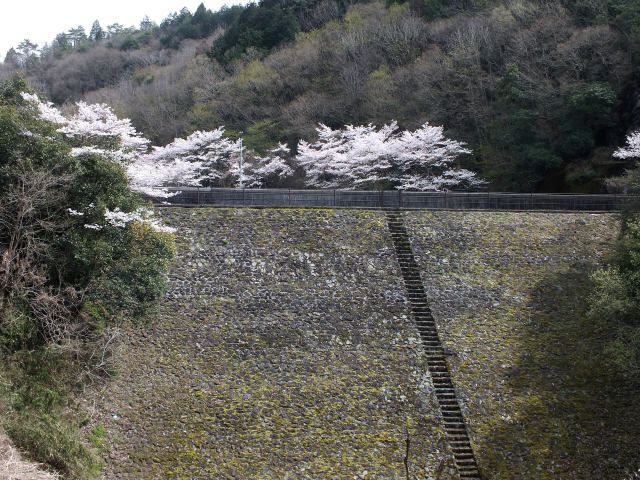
(566, 167), (599, 186)
(1, 349), (102, 479)
(0, 74), (175, 478)
(0, 74), (175, 345)
(589, 168), (640, 380)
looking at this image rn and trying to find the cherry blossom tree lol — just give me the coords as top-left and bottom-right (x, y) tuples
(297, 121), (483, 190)
(21, 93), (480, 194)
(605, 131), (640, 193)
(21, 93), (148, 163)
(132, 129), (240, 195)
(20, 93), (240, 197)
(614, 131), (640, 160)
(230, 143), (295, 188)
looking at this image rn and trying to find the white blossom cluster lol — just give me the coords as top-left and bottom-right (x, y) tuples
(297, 121), (483, 190)
(21, 92), (484, 197)
(614, 131), (640, 160)
(21, 93), (179, 233)
(22, 92), (149, 164)
(132, 129), (241, 195)
(58, 101), (150, 156)
(21, 92), (67, 124)
(84, 207), (176, 233)
(232, 143), (294, 188)
(19, 93), (229, 198)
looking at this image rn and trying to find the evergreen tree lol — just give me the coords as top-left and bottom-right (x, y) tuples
(482, 64), (561, 191)
(53, 32), (70, 52)
(209, 2), (300, 64)
(89, 20), (104, 41)
(16, 39), (38, 59)
(107, 23), (124, 37)
(140, 15), (156, 31)
(3, 48), (20, 67)
(67, 26), (87, 47)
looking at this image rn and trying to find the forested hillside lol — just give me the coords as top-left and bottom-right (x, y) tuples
(2, 0), (640, 192)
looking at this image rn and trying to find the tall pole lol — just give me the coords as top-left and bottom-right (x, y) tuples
(239, 136), (244, 189)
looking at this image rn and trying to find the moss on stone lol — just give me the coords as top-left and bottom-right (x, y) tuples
(405, 211), (638, 479)
(88, 208), (636, 480)
(91, 208), (456, 479)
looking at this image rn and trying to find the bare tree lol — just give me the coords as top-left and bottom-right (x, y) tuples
(0, 162), (81, 346)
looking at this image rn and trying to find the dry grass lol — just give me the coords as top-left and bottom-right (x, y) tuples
(0, 431), (59, 480)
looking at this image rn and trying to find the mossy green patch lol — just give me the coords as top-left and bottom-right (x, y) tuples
(91, 208), (457, 479)
(405, 211), (639, 479)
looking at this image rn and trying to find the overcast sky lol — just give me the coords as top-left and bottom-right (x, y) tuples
(0, 0), (245, 59)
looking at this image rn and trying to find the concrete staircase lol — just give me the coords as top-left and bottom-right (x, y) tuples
(386, 211), (481, 480)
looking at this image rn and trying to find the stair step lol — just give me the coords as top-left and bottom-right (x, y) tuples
(387, 213), (480, 480)
(452, 451), (475, 458)
(416, 327), (437, 333)
(417, 323), (436, 328)
(440, 405), (462, 412)
(450, 442), (472, 448)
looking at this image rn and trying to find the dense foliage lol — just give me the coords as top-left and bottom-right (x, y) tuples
(159, 4), (245, 49)
(0, 75), (175, 477)
(0, 77), (175, 347)
(209, 1), (300, 64)
(589, 210), (640, 380)
(589, 132), (640, 381)
(0, 0), (637, 193)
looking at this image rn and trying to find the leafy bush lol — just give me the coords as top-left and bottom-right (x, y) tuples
(0, 74), (175, 477)
(485, 65), (562, 191)
(1, 349), (103, 479)
(589, 162), (640, 380)
(0, 75), (175, 348)
(589, 216), (640, 379)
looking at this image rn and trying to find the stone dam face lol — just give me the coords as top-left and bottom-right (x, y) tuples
(89, 208), (640, 480)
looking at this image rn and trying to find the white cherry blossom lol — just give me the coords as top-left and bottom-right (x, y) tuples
(614, 131), (640, 160)
(297, 121), (482, 190)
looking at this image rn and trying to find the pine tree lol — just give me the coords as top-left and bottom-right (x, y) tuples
(89, 20), (104, 41)
(67, 26), (87, 47)
(3, 48), (20, 67)
(140, 16), (156, 31)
